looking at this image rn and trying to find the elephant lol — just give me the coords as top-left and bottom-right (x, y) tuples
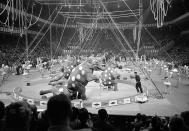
(40, 58), (104, 100)
(100, 63), (121, 91)
(48, 58), (80, 86)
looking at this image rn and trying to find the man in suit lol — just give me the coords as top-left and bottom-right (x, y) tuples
(134, 72), (143, 93)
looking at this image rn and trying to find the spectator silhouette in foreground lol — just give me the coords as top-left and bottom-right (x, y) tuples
(181, 111), (189, 129)
(4, 101), (32, 131)
(169, 115), (189, 131)
(37, 110), (49, 131)
(47, 94), (73, 131)
(0, 101), (5, 131)
(77, 108), (93, 131)
(93, 109), (116, 131)
(132, 113), (143, 131)
(70, 107), (80, 130)
(148, 116), (163, 131)
(30, 105), (38, 131)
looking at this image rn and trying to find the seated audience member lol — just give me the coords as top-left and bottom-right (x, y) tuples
(4, 101), (32, 131)
(47, 94), (73, 131)
(132, 113), (143, 131)
(70, 107), (80, 129)
(93, 109), (116, 131)
(181, 111), (189, 129)
(148, 116), (163, 131)
(36, 110), (49, 131)
(140, 114), (151, 131)
(169, 115), (189, 131)
(77, 108), (93, 131)
(0, 101), (5, 120)
(0, 101), (5, 131)
(30, 105), (38, 131)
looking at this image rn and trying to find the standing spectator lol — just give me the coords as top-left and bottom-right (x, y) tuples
(93, 109), (116, 131)
(47, 94), (73, 131)
(4, 101), (32, 131)
(134, 72), (143, 93)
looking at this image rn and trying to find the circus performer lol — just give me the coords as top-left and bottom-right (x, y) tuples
(15, 61), (23, 75)
(22, 61), (32, 76)
(36, 58), (45, 78)
(134, 72), (143, 94)
(1, 64), (9, 82)
(163, 77), (171, 94)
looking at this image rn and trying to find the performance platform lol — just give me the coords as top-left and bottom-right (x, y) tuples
(1, 67), (189, 117)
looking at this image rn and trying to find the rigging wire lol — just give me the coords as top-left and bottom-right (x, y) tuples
(28, 4), (43, 27)
(61, 13), (140, 19)
(13, 6), (61, 65)
(99, 0), (164, 98)
(28, 6), (63, 56)
(53, 18), (69, 58)
(121, 0), (174, 62)
(0, 0), (10, 15)
(59, 9), (140, 15)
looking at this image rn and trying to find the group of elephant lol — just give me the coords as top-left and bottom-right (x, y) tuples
(40, 57), (121, 100)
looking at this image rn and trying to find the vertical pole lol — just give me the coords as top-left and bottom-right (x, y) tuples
(50, 18), (52, 60)
(136, 0), (143, 61)
(49, 5), (52, 60)
(25, 27), (28, 61)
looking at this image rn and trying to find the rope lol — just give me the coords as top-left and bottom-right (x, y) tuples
(0, 0), (10, 15)
(121, 0), (175, 62)
(28, 5), (43, 27)
(53, 18), (69, 58)
(29, 6), (63, 56)
(13, 6), (61, 66)
(99, 0), (163, 98)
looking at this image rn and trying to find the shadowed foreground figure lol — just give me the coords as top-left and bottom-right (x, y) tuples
(169, 115), (189, 131)
(4, 101), (32, 131)
(93, 109), (116, 131)
(47, 94), (73, 131)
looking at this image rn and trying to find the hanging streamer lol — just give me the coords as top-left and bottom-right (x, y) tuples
(0, 0), (42, 36)
(150, 0), (171, 28)
(133, 25), (137, 43)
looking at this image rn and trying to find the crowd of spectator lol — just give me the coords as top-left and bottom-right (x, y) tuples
(0, 94), (189, 131)
(0, 28), (189, 68)
(0, 35), (51, 67)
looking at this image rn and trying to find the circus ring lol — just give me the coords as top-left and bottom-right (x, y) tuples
(11, 69), (149, 114)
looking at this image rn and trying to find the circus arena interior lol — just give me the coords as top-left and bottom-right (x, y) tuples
(0, 0), (189, 131)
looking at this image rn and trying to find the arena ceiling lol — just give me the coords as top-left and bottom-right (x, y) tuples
(32, 0), (189, 24)
(0, 0), (189, 29)
(0, 0), (189, 37)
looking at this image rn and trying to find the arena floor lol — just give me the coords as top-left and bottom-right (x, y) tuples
(1, 67), (189, 117)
